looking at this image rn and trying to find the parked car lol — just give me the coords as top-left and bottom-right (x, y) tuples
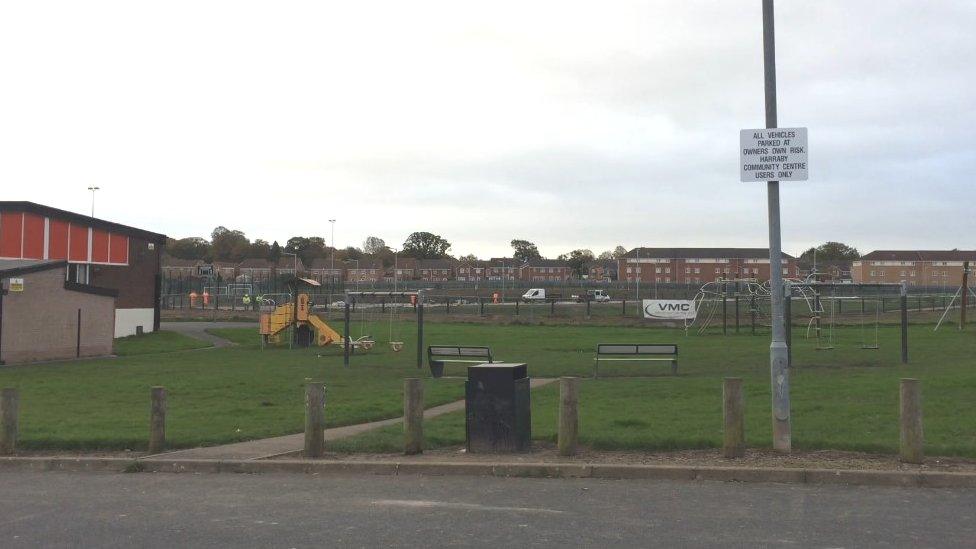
(572, 289), (611, 303)
(522, 288), (561, 302)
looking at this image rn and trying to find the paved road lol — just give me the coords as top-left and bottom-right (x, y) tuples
(0, 471), (972, 548)
(160, 321), (257, 348)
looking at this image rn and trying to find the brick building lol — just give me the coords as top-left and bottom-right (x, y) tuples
(852, 250), (976, 287)
(587, 260), (618, 282)
(416, 259), (454, 282)
(519, 259), (572, 282)
(0, 259), (117, 364)
(307, 257), (344, 282)
(487, 258), (517, 281)
(161, 254), (203, 278)
(0, 202), (166, 337)
(457, 260), (487, 282)
(618, 247), (800, 284)
(346, 259), (383, 283)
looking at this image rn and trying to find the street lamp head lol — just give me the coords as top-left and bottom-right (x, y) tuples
(88, 186), (100, 191)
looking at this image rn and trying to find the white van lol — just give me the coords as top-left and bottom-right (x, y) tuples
(521, 288), (548, 302)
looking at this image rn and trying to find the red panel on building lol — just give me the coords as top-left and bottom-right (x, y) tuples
(69, 224), (89, 262)
(109, 233), (128, 264)
(48, 219), (69, 260)
(22, 213), (45, 259)
(91, 229), (110, 263)
(0, 212), (24, 258)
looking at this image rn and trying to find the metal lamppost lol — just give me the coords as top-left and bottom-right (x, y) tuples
(329, 219), (336, 284)
(87, 186), (100, 217)
(762, 0), (792, 452)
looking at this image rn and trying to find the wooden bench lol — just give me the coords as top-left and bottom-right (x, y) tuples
(427, 346), (494, 378)
(593, 344), (678, 378)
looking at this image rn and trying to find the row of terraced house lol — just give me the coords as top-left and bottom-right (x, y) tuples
(162, 247), (976, 287)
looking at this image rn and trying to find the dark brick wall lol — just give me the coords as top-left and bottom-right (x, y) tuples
(90, 236), (161, 310)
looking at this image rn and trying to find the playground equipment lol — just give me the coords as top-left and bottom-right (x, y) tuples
(342, 291), (425, 368)
(259, 277), (356, 349)
(259, 292), (343, 348)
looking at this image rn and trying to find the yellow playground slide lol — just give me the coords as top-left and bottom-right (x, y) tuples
(259, 293), (342, 347)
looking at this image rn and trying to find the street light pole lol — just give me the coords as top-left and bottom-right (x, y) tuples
(763, 0), (792, 452)
(329, 219), (336, 282)
(87, 186), (100, 217)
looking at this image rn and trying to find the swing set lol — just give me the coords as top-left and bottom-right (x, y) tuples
(342, 291), (426, 368)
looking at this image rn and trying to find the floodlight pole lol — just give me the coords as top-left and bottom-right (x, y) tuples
(763, 0), (791, 452)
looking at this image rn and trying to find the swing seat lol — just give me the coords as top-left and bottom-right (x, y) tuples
(389, 341), (404, 352)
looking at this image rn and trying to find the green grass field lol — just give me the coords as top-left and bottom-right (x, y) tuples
(114, 330), (212, 356)
(0, 320), (973, 456)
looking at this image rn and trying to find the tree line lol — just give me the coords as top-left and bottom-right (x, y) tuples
(168, 228), (860, 277)
(165, 229), (631, 275)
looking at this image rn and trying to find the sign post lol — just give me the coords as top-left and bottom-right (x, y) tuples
(760, 0), (791, 452)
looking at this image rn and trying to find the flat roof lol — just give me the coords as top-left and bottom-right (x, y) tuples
(0, 201), (167, 244)
(0, 259), (66, 277)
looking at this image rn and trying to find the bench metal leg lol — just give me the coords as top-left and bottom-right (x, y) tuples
(671, 360), (678, 375)
(593, 358), (599, 379)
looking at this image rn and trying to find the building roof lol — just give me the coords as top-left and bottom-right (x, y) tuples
(160, 254), (204, 268)
(621, 247), (797, 260)
(237, 258), (271, 269)
(0, 259), (66, 277)
(307, 257), (343, 270)
(415, 259), (455, 269)
(859, 250), (976, 262)
(0, 201), (167, 244)
(522, 259), (571, 268)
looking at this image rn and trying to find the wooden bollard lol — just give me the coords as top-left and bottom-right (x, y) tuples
(0, 388), (19, 455)
(148, 386), (167, 454)
(899, 379), (924, 464)
(722, 378), (745, 458)
(304, 382), (326, 458)
(403, 378), (424, 455)
(558, 377), (580, 456)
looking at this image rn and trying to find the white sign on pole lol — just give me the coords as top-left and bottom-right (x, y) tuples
(9, 278), (24, 292)
(642, 299), (697, 320)
(740, 127), (808, 182)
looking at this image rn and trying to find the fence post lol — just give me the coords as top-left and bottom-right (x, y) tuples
(899, 379), (923, 464)
(515, 299), (519, 316)
(735, 296), (740, 333)
(479, 297), (485, 316)
(0, 388), (19, 455)
(550, 299), (555, 317)
(404, 378), (424, 455)
(149, 386), (167, 454)
(622, 299), (626, 317)
(901, 283), (909, 364)
(304, 382), (326, 458)
(558, 377), (579, 456)
(750, 294), (756, 335)
(586, 297), (591, 320)
(722, 296), (727, 335)
(722, 378), (744, 458)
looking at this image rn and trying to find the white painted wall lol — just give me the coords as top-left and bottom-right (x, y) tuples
(115, 308), (155, 338)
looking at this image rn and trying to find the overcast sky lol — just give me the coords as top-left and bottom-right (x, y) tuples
(1, 1), (973, 259)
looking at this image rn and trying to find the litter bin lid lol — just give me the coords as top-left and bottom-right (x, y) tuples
(468, 362), (527, 381)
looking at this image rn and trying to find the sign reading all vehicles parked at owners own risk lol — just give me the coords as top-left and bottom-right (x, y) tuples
(740, 127), (808, 182)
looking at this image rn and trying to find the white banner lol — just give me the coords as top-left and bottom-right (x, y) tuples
(642, 299), (697, 320)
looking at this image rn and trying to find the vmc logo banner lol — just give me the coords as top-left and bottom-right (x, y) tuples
(642, 300), (697, 320)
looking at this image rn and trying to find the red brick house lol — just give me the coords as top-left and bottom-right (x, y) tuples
(618, 247), (800, 285)
(518, 259), (572, 282)
(852, 250), (976, 287)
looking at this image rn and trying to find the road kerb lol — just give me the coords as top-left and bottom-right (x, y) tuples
(0, 456), (973, 488)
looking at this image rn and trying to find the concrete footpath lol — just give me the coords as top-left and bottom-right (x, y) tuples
(150, 378), (557, 460)
(159, 321), (256, 348)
